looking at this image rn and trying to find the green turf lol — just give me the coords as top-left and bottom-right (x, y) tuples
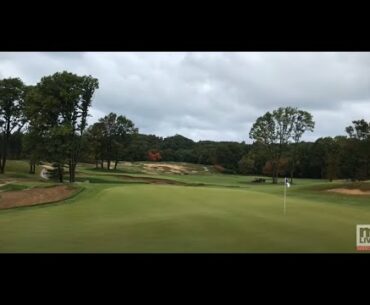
(1, 160), (370, 252)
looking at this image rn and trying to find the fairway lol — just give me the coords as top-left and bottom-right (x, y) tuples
(1, 168), (370, 252)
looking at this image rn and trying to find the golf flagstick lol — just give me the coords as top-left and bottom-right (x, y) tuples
(284, 177), (290, 215)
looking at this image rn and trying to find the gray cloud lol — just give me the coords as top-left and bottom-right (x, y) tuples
(0, 52), (369, 142)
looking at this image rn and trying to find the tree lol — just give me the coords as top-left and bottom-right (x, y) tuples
(97, 113), (138, 170)
(238, 153), (256, 175)
(339, 137), (366, 181)
(345, 119), (370, 178)
(249, 107), (315, 183)
(162, 134), (195, 150)
(345, 119), (370, 139)
(23, 128), (43, 174)
(324, 137), (341, 182)
(23, 85), (48, 174)
(289, 110), (315, 183)
(8, 130), (24, 160)
(213, 142), (247, 172)
(24, 71), (99, 182)
(239, 142), (269, 175)
(262, 158), (289, 177)
(68, 75), (99, 181)
(311, 137), (341, 181)
(249, 107), (297, 183)
(85, 122), (105, 168)
(288, 142), (314, 178)
(0, 78), (26, 173)
(148, 150), (162, 161)
(120, 134), (162, 162)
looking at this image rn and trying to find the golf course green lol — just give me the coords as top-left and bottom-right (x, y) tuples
(0, 161), (370, 252)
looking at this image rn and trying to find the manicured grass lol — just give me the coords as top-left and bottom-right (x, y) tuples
(1, 176), (370, 252)
(1, 160), (370, 252)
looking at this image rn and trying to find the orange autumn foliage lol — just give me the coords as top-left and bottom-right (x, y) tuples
(147, 150), (162, 161)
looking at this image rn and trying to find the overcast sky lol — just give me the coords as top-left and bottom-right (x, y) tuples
(0, 52), (369, 143)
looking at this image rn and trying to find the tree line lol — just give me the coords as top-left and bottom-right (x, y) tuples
(1, 71), (99, 182)
(1, 71), (369, 183)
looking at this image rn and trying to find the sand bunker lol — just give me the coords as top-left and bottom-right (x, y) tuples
(0, 185), (78, 210)
(121, 162), (132, 166)
(143, 163), (189, 174)
(144, 163), (184, 170)
(326, 188), (370, 195)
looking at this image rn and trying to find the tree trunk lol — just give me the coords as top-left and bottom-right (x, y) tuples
(0, 122), (11, 174)
(68, 161), (72, 182)
(1, 155), (6, 173)
(29, 161), (36, 174)
(69, 162), (76, 183)
(290, 147), (297, 185)
(107, 160), (111, 170)
(114, 160), (118, 170)
(0, 136), (8, 174)
(58, 164), (64, 183)
(271, 162), (278, 184)
(95, 160), (99, 169)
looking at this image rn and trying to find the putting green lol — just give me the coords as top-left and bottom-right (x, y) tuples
(0, 182), (369, 252)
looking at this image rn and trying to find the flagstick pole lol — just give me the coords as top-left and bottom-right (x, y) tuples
(284, 178), (286, 215)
